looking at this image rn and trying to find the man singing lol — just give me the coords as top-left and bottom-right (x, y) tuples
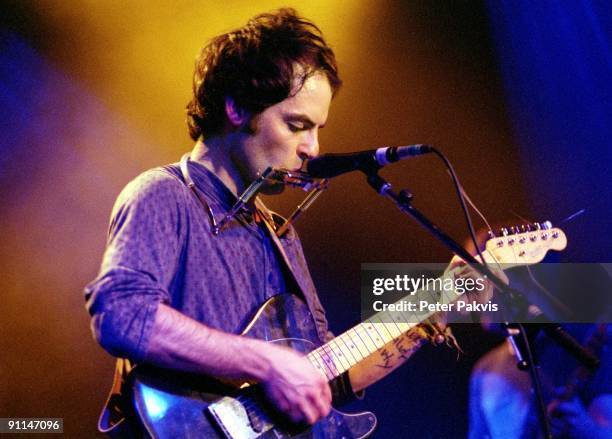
(85, 8), (474, 436)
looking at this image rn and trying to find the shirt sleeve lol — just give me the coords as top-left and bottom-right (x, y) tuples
(84, 170), (187, 362)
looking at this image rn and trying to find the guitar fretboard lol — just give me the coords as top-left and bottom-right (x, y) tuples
(306, 270), (458, 380)
(305, 226), (564, 381)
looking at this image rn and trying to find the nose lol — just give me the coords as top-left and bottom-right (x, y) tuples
(297, 129), (319, 160)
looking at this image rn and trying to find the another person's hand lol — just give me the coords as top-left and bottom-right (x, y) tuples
(548, 396), (601, 439)
(262, 343), (332, 425)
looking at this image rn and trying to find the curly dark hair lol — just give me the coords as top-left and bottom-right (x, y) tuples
(186, 8), (342, 141)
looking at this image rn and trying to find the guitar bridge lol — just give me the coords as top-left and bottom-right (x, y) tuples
(208, 396), (273, 439)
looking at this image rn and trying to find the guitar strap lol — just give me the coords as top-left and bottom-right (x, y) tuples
(253, 197), (329, 343)
(98, 358), (139, 438)
(180, 152), (329, 342)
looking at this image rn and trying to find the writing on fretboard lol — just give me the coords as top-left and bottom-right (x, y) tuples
(307, 272), (456, 380)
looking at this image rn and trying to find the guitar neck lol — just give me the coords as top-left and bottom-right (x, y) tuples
(306, 226), (567, 381)
(307, 267), (463, 380)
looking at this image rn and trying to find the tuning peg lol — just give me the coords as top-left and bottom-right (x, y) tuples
(534, 222), (542, 230)
(520, 224), (527, 233)
(542, 221), (552, 230)
(501, 227), (509, 236)
(487, 230), (496, 239)
(509, 226), (516, 235)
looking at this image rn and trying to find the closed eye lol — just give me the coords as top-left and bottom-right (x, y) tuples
(288, 122), (307, 132)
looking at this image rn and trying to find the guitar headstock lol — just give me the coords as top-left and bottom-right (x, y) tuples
(483, 221), (567, 266)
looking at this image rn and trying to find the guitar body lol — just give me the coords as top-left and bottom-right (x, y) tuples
(127, 223), (565, 437)
(129, 294), (377, 438)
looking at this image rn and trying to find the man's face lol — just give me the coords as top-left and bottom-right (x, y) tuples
(230, 71), (332, 193)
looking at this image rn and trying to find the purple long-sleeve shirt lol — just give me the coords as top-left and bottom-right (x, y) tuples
(84, 158), (331, 362)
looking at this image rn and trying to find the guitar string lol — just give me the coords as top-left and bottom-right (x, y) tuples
(236, 305), (436, 416)
(225, 231), (541, 424)
(328, 338), (352, 370)
(367, 314), (395, 348)
(314, 343), (341, 376)
(360, 322), (383, 354)
(236, 326), (392, 416)
(347, 324), (379, 354)
(385, 308), (412, 339)
(322, 341), (347, 374)
(360, 322), (384, 352)
(348, 326), (372, 358)
(338, 331), (364, 363)
(366, 316), (390, 348)
(235, 286), (447, 415)
(318, 324), (368, 376)
(247, 238), (535, 414)
(236, 344), (350, 411)
(238, 267), (490, 411)
(325, 342), (347, 374)
(386, 309), (408, 336)
(308, 353), (334, 380)
(313, 341), (347, 378)
(372, 312), (399, 341)
(235, 350), (345, 416)
(333, 333), (358, 365)
(308, 349), (336, 380)
(351, 325), (370, 354)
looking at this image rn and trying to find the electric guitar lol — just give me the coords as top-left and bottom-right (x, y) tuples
(129, 223), (567, 438)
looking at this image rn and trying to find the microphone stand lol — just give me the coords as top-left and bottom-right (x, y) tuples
(364, 171), (554, 439)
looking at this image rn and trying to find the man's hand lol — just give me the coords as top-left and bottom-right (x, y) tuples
(446, 254), (508, 307)
(143, 304), (331, 426)
(262, 344), (332, 425)
(548, 397), (602, 439)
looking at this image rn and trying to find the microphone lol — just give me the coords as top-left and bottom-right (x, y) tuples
(306, 144), (433, 178)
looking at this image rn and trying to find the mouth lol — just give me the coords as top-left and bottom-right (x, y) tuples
(296, 158), (310, 173)
(272, 162), (307, 174)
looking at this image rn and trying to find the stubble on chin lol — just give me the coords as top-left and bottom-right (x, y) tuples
(229, 147), (286, 196)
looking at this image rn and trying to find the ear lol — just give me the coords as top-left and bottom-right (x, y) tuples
(225, 97), (249, 128)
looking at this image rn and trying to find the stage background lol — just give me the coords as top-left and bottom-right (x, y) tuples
(1, 1), (610, 437)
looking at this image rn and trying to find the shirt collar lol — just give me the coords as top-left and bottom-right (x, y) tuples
(187, 159), (240, 212)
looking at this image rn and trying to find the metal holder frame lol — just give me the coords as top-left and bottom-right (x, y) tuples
(214, 167), (328, 236)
